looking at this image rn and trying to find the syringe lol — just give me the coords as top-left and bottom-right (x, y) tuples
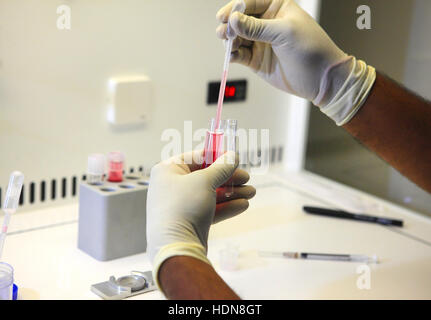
(214, 0), (246, 131)
(0, 172), (24, 259)
(259, 251), (379, 264)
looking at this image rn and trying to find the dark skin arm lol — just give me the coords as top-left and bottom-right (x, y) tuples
(343, 72), (431, 193)
(158, 72), (431, 300)
(159, 256), (240, 300)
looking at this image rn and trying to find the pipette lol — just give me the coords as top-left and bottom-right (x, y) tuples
(201, 1), (244, 174)
(214, 0), (246, 131)
(0, 172), (24, 259)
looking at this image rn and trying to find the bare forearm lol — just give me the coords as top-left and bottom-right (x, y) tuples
(159, 256), (240, 300)
(343, 72), (431, 193)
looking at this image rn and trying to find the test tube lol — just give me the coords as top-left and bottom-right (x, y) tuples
(0, 172), (24, 259)
(3, 172), (24, 215)
(224, 119), (237, 197)
(201, 119), (225, 169)
(107, 152), (125, 182)
(87, 154), (106, 185)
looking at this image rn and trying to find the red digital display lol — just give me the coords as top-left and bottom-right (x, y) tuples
(225, 86), (236, 98)
(207, 80), (247, 105)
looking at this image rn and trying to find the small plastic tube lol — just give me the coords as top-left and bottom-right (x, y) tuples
(87, 154), (106, 185)
(224, 119), (238, 197)
(3, 172), (24, 215)
(0, 172), (24, 259)
(0, 262), (14, 300)
(108, 152), (125, 182)
(219, 243), (240, 271)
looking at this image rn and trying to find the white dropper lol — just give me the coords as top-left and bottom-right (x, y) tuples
(0, 171), (24, 259)
(214, 0), (246, 131)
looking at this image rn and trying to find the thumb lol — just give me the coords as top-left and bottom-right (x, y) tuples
(202, 151), (239, 189)
(230, 11), (274, 43)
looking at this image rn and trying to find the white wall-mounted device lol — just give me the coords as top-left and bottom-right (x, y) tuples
(107, 75), (153, 126)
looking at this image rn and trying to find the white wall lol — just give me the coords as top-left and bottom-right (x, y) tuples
(284, 0), (320, 172)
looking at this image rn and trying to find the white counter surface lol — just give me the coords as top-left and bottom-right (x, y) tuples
(2, 170), (431, 300)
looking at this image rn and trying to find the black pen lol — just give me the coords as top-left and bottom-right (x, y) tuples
(303, 206), (404, 227)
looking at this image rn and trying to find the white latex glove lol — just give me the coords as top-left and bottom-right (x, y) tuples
(216, 0), (376, 126)
(146, 151), (256, 290)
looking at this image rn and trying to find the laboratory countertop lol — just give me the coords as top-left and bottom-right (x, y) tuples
(2, 170), (431, 300)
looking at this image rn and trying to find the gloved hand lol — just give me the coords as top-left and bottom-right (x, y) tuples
(146, 151), (256, 290)
(216, 0), (376, 126)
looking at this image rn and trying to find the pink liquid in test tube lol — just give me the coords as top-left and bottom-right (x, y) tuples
(201, 119), (238, 198)
(201, 132), (224, 169)
(108, 152), (125, 182)
(201, 119), (224, 169)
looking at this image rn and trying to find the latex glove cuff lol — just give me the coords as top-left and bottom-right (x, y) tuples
(316, 56), (377, 126)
